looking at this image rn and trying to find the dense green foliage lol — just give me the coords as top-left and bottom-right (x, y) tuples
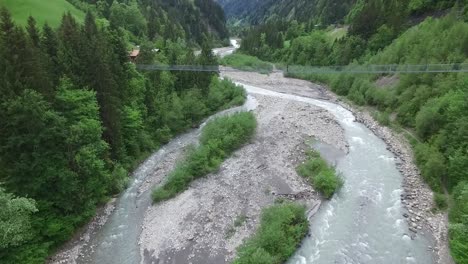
(0, 6), (237, 262)
(0, 188), (38, 249)
(68, 0), (229, 46)
(220, 53), (273, 74)
(232, 202), (308, 264)
(238, 0), (467, 64)
(0, 0), (85, 27)
(450, 183), (468, 262)
(152, 111), (256, 202)
(217, 0), (355, 26)
(296, 150), (343, 199)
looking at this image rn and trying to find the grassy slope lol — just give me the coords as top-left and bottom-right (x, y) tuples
(0, 0), (84, 27)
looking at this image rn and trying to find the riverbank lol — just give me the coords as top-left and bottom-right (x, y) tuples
(139, 89), (348, 263)
(221, 68), (451, 264)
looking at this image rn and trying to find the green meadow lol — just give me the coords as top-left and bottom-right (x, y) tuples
(0, 0), (84, 27)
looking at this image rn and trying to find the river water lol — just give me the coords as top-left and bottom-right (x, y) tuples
(239, 84), (434, 264)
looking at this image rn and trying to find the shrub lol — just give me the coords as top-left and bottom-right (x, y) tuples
(207, 77), (246, 112)
(296, 150), (343, 199)
(449, 223), (468, 264)
(449, 182), (468, 264)
(152, 112), (256, 203)
(109, 164), (129, 194)
(374, 110), (391, 126)
(233, 203), (308, 264)
(433, 193), (448, 210)
(414, 143), (445, 191)
(234, 214), (247, 227)
(220, 53), (273, 74)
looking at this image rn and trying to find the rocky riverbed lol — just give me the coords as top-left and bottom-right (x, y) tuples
(139, 93), (347, 264)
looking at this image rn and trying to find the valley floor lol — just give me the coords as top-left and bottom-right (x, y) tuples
(50, 68), (451, 264)
(139, 70), (347, 263)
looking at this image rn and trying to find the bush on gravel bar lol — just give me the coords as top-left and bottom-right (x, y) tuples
(296, 149), (343, 199)
(232, 202), (308, 264)
(220, 53), (273, 74)
(152, 112), (257, 203)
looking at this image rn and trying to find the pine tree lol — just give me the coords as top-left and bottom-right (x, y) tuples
(26, 16), (40, 48)
(57, 12), (85, 85)
(197, 39), (218, 94)
(0, 8), (51, 100)
(81, 12), (125, 159)
(41, 23), (60, 86)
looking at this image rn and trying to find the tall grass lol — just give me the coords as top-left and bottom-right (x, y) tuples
(152, 112), (257, 203)
(233, 202), (308, 264)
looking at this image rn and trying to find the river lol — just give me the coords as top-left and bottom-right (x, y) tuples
(74, 41), (434, 264)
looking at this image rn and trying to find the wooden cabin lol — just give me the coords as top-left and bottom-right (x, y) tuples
(129, 49), (140, 62)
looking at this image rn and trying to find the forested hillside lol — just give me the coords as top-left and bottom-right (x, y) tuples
(68, 0), (229, 46)
(217, 0), (355, 26)
(0, 0), (229, 46)
(233, 0), (468, 263)
(0, 1), (240, 262)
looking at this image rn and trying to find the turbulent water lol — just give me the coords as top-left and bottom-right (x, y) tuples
(239, 84), (434, 264)
(76, 95), (257, 264)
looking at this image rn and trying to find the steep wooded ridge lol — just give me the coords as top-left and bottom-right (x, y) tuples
(69, 0), (229, 45)
(0, 0), (235, 262)
(63, 0), (229, 45)
(217, 0), (355, 25)
(0, 0), (229, 45)
(228, 0), (468, 263)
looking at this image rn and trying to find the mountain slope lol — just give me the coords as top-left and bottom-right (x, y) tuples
(0, 0), (85, 27)
(154, 0), (229, 43)
(217, 0), (355, 25)
(73, 0), (229, 45)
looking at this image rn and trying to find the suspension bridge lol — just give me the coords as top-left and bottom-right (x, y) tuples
(137, 63), (468, 74)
